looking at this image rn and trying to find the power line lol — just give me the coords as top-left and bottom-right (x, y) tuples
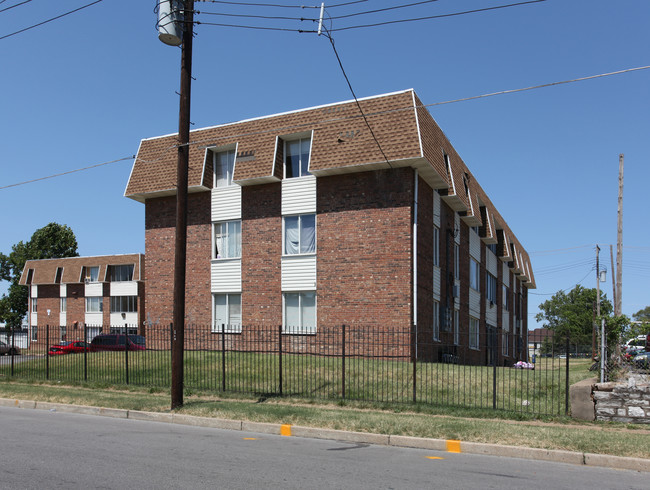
(0, 0), (32, 15)
(4, 63), (648, 190)
(0, 0), (104, 41)
(0, 156), (134, 190)
(331, 0), (545, 31)
(327, 0), (442, 20)
(321, 25), (393, 168)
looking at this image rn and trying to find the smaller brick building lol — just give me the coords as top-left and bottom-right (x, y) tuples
(19, 254), (145, 351)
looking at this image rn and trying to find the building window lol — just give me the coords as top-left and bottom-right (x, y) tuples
(502, 330), (509, 356)
(60, 326), (67, 342)
(502, 285), (510, 311)
(284, 137), (311, 178)
(109, 264), (134, 282)
(82, 266), (100, 283)
(487, 243), (497, 255)
(55, 267), (63, 284)
(469, 317), (479, 349)
(31, 326), (37, 341)
(31, 298), (37, 313)
(486, 273), (497, 304)
(85, 297), (103, 313)
(454, 244), (459, 280)
(60, 297), (67, 313)
(214, 149), (236, 187)
(212, 293), (242, 333)
(214, 220), (241, 259)
(433, 226), (440, 267)
(453, 308), (459, 346)
(110, 296), (138, 313)
(284, 214), (315, 255)
(284, 292), (316, 334)
(433, 300), (440, 341)
(469, 258), (480, 291)
(26, 269), (34, 284)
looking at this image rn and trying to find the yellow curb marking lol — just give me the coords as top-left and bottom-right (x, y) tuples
(446, 440), (461, 453)
(426, 456), (445, 460)
(243, 438), (257, 440)
(280, 424), (292, 437)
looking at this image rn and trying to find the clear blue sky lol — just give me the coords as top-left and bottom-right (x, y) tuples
(1, 0), (648, 329)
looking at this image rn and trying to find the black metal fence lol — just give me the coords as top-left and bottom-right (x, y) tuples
(0, 323), (589, 416)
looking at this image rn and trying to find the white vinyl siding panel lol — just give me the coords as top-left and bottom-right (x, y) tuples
(212, 185), (242, 221)
(60, 285), (67, 297)
(485, 298), (497, 325)
(110, 281), (138, 296)
(85, 312), (102, 326)
(282, 175), (316, 215)
(85, 283), (102, 297)
(486, 248), (498, 275)
(110, 312), (137, 325)
(31, 285), (38, 298)
(454, 213), (460, 244)
(469, 229), (481, 260)
(433, 267), (441, 300)
(60, 312), (67, 326)
(211, 259), (242, 293)
(469, 288), (481, 318)
(282, 255), (316, 291)
(502, 263), (510, 287)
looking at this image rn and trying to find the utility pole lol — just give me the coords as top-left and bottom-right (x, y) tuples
(156, 0), (195, 410)
(595, 245), (601, 318)
(616, 154), (624, 317)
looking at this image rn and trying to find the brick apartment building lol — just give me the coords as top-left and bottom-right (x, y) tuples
(124, 89), (534, 364)
(19, 254), (145, 350)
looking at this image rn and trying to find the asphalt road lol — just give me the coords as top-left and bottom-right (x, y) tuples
(1, 406), (647, 489)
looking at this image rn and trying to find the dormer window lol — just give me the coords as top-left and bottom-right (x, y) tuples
(109, 264), (134, 282)
(214, 148), (236, 187)
(284, 137), (311, 178)
(82, 266), (99, 283)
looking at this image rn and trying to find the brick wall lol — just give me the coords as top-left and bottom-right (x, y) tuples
(144, 193), (211, 327)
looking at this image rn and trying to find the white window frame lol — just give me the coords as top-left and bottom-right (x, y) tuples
(214, 148), (236, 188)
(214, 220), (242, 259)
(283, 292), (316, 334)
(486, 272), (497, 303)
(212, 293), (242, 333)
(85, 297), (103, 313)
(433, 300), (440, 341)
(110, 296), (138, 313)
(60, 297), (67, 313)
(283, 137), (311, 179)
(31, 297), (37, 313)
(83, 266), (100, 283)
(283, 214), (316, 256)
(469, 317), (479, 350)
(469, 258), (480, 291)
(109, 264), (134, 282)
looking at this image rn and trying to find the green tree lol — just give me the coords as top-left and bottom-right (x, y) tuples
(0, 223), (78, 328)
(626, 306), (650, 339)
(535, 285), (613, 348)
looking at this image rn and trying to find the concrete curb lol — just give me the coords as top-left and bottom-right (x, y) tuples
(2, 397), (647, 472)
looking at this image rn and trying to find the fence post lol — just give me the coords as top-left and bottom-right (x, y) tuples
(341, 325), (346, 400)
(10, 325), (15, 376)
(565, 334), (570, 415)
(412, 323), (417, 403)
(221, 325), (226, 392)
(46, 324), (50, 380)
(493, 328), (497, 410)
(124, 322), (129, 385)
(278, 325), (283, 397)
(84, 324), (88, 381)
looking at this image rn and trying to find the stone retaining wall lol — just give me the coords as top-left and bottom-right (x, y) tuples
(593, 375), (650, 424)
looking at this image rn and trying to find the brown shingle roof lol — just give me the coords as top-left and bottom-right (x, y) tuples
(19, 254), (144, 286)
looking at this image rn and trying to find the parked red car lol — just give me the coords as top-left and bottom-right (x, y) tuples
(47, 341), (92, 356)
(90, 334), (146, 351)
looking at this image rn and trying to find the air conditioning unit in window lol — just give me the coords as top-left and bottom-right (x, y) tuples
(84, 278), (90, 284)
